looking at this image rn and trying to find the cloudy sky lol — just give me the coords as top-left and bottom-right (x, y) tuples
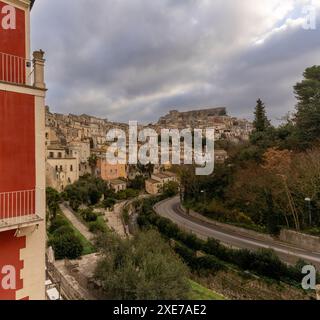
(31, 0), (320, 124)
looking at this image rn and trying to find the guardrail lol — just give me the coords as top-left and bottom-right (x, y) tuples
(0, 52), (32, 85)
(0, 189), (40, 229)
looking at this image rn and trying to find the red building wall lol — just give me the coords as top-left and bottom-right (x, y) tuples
(0, 1), (26, 57)
(0, 231), (26, 300)
(0, 90), (35, 193)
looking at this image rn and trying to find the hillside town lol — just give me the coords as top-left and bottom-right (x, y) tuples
(45, 106), (253, 192)
(2, 0), (320, 305)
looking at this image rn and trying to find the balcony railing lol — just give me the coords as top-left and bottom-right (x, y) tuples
(0, 52), (33, 85)
(0, 189), (42, 230)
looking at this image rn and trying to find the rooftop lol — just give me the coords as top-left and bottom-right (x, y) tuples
(110, 179), (127, 185)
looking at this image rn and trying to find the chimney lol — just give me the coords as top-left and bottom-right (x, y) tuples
(33, 50), (46, 89)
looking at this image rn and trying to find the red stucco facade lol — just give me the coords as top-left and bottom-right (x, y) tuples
(0, 90), (35, 193)
(0, 1), (39, 300)
(0, 231), (26, 300)
(0, 1), (26, 58)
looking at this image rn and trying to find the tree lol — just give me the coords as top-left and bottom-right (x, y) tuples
(295, 92), (320, 149)
(253, 99), (270, 132)
(63, 175), (108, 209)
(265, 190), (280, 236)
(95, 230), (190, 300)
(103, 197), (116, 210)
(80, 208), (98, 222)
(162, 181), (179, 198)
(88, 154), (98, 176)
(46, 187), (61, 220)
(129, 175), (146, 190)
(294, 65), (320, 108)
(294, 66), (320, 149)
(48, 232), (83, 260)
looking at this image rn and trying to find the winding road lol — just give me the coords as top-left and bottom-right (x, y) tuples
(154, 197), (320, 270)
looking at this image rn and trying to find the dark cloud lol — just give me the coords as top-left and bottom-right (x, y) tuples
(31, 0), (320, 123)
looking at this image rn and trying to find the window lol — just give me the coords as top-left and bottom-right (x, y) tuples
(49, 152), (54, 158)
(70, 165), (73, 172)
(58, 152), (62, 158)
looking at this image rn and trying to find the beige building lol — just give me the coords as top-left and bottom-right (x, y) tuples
(110, 179), (127, 193)
(145, 172), (178, 195)
(68, 141), (91, 176)
(45, 127), (59, 146)
(46, 146), (79, 191)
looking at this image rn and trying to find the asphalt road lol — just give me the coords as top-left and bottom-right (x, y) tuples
(154, 197), (320, 270)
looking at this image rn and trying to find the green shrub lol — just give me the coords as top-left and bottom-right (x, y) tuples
(89, 220), (107, 234)
(137, 198), (308, 284)
(48, 216), (69, 234)
(204, 200), (254, 226)
(174, 244), (225, 275)
(48, 233), (83, 260)
(103, 198), (116, 209)
(81, 209), (98, 222)
(52, 225), (74, 237)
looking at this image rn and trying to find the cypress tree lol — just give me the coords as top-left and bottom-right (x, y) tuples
(253, 99), (270, 132)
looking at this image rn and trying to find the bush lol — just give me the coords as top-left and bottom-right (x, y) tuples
(103, 198), (116, 209)
(48, 216), (69, 234)
(196, 255), (225, 274)
(89, 220), (107, 234)
(137, 197), (308, 284)
(81, 209), (98, 222)
(174, 244), (225, 275)
(52, 225), (74, 237)
(48, 233), (83, 260)
(204, 200), (254, 226)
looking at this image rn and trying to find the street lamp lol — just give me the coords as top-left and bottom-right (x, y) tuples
(200, 190), (206, 203)
(305, 197), (312, 226)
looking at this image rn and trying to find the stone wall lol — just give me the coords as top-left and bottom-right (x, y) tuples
(180, 204), (320, 252)
(280, 229), (320, 252)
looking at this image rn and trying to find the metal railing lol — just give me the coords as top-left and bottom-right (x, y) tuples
(0, 52), (33, 85)
(0, 189), (41, 229)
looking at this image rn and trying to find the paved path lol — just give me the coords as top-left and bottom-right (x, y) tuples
(154, 197), (320, 270)
(60, 203), (94, 243)
(104, 201), (127, 238)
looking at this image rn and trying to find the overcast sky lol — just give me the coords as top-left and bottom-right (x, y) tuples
(31, 0), (320, 124)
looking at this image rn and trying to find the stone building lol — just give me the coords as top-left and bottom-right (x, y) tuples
(46, 146), (79, 192)
(145, 172), (178, 195)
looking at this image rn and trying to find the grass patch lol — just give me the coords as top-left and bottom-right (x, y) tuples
(188, 280), (224, 300)
(55, 210), (96, 256)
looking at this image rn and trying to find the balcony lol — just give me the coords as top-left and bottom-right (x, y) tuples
(0, 52), (33, 86)
(0, 189), (43, 232)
